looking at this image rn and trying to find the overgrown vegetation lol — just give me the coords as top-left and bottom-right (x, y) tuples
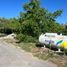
(16, 34), (37, 43)
(0, 0), (67, 42)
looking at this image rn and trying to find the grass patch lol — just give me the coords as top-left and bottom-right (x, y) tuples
(18, 42), (36, 52)
(17, 42), (67, 67)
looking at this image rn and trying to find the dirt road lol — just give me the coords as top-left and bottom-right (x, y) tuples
(0, 39), (57, 67)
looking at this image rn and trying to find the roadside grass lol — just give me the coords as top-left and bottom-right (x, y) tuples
(17, 42), (67, 67)
(18, 42), (36, 52)
(3, 39), (67, 67)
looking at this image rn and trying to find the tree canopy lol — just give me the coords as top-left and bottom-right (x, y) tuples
(19, 0), (64, 37)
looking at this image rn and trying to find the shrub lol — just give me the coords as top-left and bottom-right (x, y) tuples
(16, 33), (37, 43)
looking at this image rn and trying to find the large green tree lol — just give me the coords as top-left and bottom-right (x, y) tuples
(19, 0), (63, 38)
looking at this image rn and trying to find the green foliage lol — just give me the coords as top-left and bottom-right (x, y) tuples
(16, 34), (37, 43)
(16, 34), (26, 42)
(0, 18), (21, 34)
(63, 28), (67, 35)
(18, 0), (63, 39)
(53, 9), (63, 19)
(0, 0), (65, 42)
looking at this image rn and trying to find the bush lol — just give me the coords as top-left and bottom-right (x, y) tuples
(16, 34), (37, 43)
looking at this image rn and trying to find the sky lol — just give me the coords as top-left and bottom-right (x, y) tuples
(0, 0), (67, 24)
